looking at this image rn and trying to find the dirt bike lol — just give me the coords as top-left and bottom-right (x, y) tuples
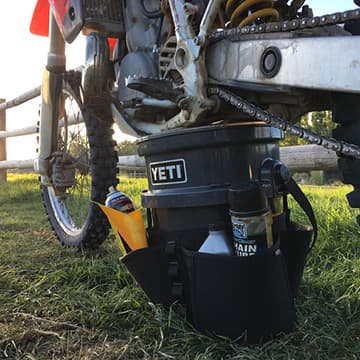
(30, 0), (360, 248)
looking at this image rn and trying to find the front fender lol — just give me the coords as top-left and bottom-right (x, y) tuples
(30, 0), (83, 43)
(29, 0), (50, 37)
(29, 0), (117, 53)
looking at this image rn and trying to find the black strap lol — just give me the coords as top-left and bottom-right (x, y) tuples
(285, 177), (318, 253)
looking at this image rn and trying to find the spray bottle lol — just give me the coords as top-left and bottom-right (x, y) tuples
(228, 183), (273, 256)
(105, 186), (135, 213)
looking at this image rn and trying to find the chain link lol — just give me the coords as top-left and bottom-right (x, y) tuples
(209, 8), (360, 44)
(209, 87), (360, 159)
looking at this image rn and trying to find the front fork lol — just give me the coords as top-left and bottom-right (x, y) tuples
(36, 12), (111, 183)
(35, 13), (65, 182)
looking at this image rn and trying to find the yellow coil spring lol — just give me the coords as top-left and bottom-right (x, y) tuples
(225, 0), (280, 27)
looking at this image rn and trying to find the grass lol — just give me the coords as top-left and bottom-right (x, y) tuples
(0, 174), (359, 359)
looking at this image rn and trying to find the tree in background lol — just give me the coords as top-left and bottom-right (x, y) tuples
(116, 140), (138, 156)
(282, 111), (339, 185)
(281, 111), (335, 146)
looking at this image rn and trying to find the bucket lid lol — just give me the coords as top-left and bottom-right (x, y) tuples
(137, 124), (283, 156)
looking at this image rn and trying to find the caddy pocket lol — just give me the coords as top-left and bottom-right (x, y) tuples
(280, 223), (313, 298)
(120, 228), (208, 308)
(121, 245), (173, 307)
(182, 245), (296, 343)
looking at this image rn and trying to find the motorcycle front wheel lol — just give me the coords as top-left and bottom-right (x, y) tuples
(41, 78), (118, 248)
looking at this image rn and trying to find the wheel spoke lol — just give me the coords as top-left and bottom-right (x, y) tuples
(47, 86), (91, 233)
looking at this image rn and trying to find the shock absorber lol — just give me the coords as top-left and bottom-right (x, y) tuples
(225, 0), (279, 27)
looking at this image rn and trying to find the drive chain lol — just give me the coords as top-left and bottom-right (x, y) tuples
(209, 8), (360, 44)
(209, 87), (360, 159)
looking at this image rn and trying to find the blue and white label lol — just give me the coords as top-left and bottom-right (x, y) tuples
(232, 219), (248, 239)
(150, 159), (187, 185)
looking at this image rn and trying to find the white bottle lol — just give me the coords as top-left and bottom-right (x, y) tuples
(198, 223), (234, 255)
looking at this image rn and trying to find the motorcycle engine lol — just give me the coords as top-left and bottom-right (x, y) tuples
(117, 0), (171, 125)
(117, 1), (210, 128)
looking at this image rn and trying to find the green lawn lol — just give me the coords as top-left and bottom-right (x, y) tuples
(0, 174), (359, 359)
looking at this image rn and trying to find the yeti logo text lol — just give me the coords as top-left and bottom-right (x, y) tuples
(150, 159), (187, 185)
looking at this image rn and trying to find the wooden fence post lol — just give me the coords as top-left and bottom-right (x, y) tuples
(0, 99), (6, 182)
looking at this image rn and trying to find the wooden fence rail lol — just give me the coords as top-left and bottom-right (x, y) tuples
(0, 87), (41, 112)
(0, 87), (340, 182)
(0, 99), (6, 182)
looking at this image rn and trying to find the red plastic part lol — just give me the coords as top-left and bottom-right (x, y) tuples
(30, 0), (70, 37)
(108, 38), (117, 54)
(29, 0), (117, 54)
(29, 0), (50, 37)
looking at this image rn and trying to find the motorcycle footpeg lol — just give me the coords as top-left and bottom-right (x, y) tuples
(125, 75), (184, 103)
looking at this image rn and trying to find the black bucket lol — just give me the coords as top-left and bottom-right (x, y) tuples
(137, 124), (283, 233)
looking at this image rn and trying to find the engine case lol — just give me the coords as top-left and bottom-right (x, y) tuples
(123, 0), (168, 51)
(118, 51), (159, 120)
(117, 1), (171, 122)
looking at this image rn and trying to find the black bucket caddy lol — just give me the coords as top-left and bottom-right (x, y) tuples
(121, 124), (315, 342)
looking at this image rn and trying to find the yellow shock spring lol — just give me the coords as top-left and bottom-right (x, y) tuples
(225, 0), (280, 27)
